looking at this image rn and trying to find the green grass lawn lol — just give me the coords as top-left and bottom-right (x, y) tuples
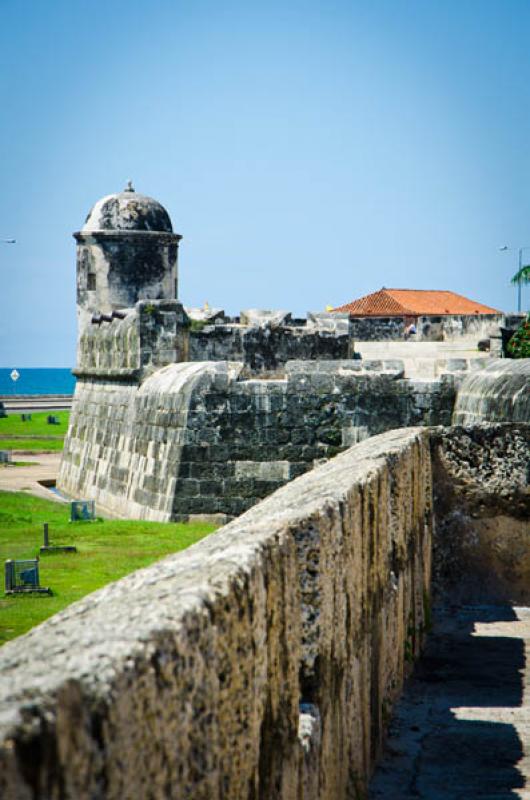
(0, 490), (217, 645)
(0, 410), (70, 436)
(0, 438), (65, 452)
(0, 411), (70, 452)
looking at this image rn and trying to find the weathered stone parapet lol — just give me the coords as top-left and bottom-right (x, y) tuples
(0, 428), (433, 800)
(75, 186), (181, 339)
(188, 311), (354, 372)
(76, 300), (190, 378)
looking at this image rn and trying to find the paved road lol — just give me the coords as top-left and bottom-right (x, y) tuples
(0, 453), (64, 503)
(0, 394), (72, 412)
(370, 604), (530, 799)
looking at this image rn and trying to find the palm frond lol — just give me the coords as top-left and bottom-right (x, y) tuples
(510, 265), (530, 285)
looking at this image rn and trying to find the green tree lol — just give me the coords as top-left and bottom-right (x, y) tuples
(507, 312), (530, 358)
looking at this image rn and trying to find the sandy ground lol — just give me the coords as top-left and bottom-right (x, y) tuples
(370, 604), (530, 799)
(0, 452), (64, 503)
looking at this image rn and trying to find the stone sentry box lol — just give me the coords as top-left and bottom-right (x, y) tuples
(74, 183), (182, 344)
(72, 185), (358, 388)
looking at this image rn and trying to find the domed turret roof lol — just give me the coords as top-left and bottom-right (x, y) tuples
(82, 182), (173, 233)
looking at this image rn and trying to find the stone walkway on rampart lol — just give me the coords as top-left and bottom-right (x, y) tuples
(370, 605), (530, 799)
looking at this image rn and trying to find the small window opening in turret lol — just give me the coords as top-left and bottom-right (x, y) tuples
(87, 273), (96, 291)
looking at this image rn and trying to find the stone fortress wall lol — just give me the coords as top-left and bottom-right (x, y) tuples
(0, 429), (435, 800)
(3, 424), (529, 799)
(78, 304), (356, 378)
(4, 188), (529, 798)
(59, 358), (457, 521)
(61, 185), (515, 520)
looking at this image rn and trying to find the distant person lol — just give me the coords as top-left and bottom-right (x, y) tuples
(405, 322), (417, 340)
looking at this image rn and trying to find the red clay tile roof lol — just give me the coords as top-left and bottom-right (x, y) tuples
(332, 288), (500, 317)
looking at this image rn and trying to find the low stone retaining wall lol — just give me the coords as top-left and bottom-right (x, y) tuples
(0, 428), (433, 800)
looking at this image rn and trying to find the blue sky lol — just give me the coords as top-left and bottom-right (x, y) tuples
(1, 0), (529, 366)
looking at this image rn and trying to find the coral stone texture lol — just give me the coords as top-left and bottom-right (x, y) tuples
(348, 312), (502, 342)
(431, 423), (530, 604)
(0, 429), (433, 800)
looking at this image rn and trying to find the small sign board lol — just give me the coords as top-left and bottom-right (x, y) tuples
(4, 558), (51, 594)
(70, 500), (96, 522)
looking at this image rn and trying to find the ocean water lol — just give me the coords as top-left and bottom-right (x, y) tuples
(0, 368), (76, 396)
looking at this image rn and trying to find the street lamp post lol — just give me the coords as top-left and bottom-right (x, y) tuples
(517, 248), (524, 313)
(500, 245), (530, 312)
